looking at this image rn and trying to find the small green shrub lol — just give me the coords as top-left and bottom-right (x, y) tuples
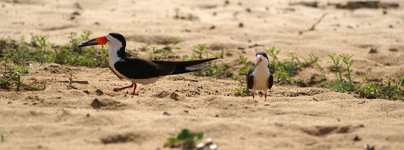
(0, 59), (45, 91)
(1, 31), (109, 68)
(356, 76), (404, 100)
(164, 129), (204, 149)
(327, 53), (354, 92)
(233, 54), (253, 96)
(188, 45), (228, 78)
(148, 39), (181, 60)
(1, 133), (5, 142)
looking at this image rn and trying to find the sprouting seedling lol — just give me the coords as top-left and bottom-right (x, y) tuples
(164, 129), (205, 149)
(169, 39), (181, 51)
(80, 30), (93, 42)
(68, 72), (75, 87)
(174, 8), (181, 19)
(265, 47), (280, 72)
(193, 44), (209, 59)
(301, 53), (319, 67)
(1, 133), (6, 142)
(238, 54), (248, 64)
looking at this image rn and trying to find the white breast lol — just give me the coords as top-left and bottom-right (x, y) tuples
(252, 66), (270, 90)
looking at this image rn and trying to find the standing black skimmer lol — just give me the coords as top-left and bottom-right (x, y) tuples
(78, 33), (217, 95)
(247, 52), (274, 101)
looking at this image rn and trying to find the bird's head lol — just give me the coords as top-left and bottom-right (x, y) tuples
(255, 52), (269, 67)
(78, 33), (126, 49)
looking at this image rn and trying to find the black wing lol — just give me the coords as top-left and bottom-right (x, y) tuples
(114, 58), (175, 79)
(247, 67), (255, 89)
(109, 66), (123, 80)
(268, 68), (274, 89)
(114, 58), (218, 79)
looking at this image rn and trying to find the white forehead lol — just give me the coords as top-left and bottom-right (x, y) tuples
(105, 34), (122, 46)
(256, 54), (268, 60)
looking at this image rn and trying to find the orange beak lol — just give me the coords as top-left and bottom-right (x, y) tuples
(257, 57), (263, 64)
(78, 36), (108, 47)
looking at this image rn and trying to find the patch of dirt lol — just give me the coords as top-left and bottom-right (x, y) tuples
(91, 98), (127, 110)
(301, 125), (364, 136)
(101, 133), (143, 144)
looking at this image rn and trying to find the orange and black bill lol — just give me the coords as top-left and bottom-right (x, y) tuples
(78, 36), (108, 47)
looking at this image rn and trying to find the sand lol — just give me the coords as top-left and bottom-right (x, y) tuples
(1, 0), (404, 149)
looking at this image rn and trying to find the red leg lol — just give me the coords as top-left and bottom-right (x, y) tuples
(132, 83), (137, 95)
(265, 91), (267, 102)
(117, 83), (134, 91)
(252, 92), (255, 99)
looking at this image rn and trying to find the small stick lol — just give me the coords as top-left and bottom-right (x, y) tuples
(308, 13), (328, 31)
(56, 80), (89, 84)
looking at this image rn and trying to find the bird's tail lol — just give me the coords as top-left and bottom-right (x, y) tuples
(154, 58), (217, 75)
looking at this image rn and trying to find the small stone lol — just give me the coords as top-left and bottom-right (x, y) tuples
(369, 48), (377, 54)
(163, 112), (171, 116)
(389, 48), (398, 52)
(83, 90), (90, 94)
(91, 98), (104, 109)
(354, 135), (361, 141)
(170, 92), (181, 101)
(238, 22), (244, 28)
(95, 89), (104, 95)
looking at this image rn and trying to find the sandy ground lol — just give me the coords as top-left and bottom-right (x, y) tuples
(1, 0), (404, 149)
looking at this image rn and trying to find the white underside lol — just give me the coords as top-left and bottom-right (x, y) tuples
(252, 65), (271, 92)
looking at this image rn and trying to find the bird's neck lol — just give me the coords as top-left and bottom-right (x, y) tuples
(255, 63), (270, 75)
(108, 45), (126, 67)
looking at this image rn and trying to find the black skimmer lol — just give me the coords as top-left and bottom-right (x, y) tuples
(247, 52), (274, 101)
(78, 33), (217, 95)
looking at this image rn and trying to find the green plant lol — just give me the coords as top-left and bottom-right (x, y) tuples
(385, 77), (404, 100)
(0, 61), (45, 91)
(148, 39), (180, 60)
(301, 53), (319, 67)
(193, 44), (210, 60)
(188, 44), (229, 78)
(68, 72), (75, 88)
(315, 62), (329, 87)
(328, 53), (355, 92)
(238, 54), (249, 64)
(174, 8), (181, 19)
(274, 68), (294, 85)
(356, 76), (404, 100)
(1, 133), (5, 142)
(234, 77), (250, 96)
(194, 60), (228, 78)
(233, 54), (253, 96)
(266, 47), (280, 72)
(164, 129), (205, 149)
(356, 76), (382, 99)
(265, 47), (297, 85)
(1, 31), (109, 68)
